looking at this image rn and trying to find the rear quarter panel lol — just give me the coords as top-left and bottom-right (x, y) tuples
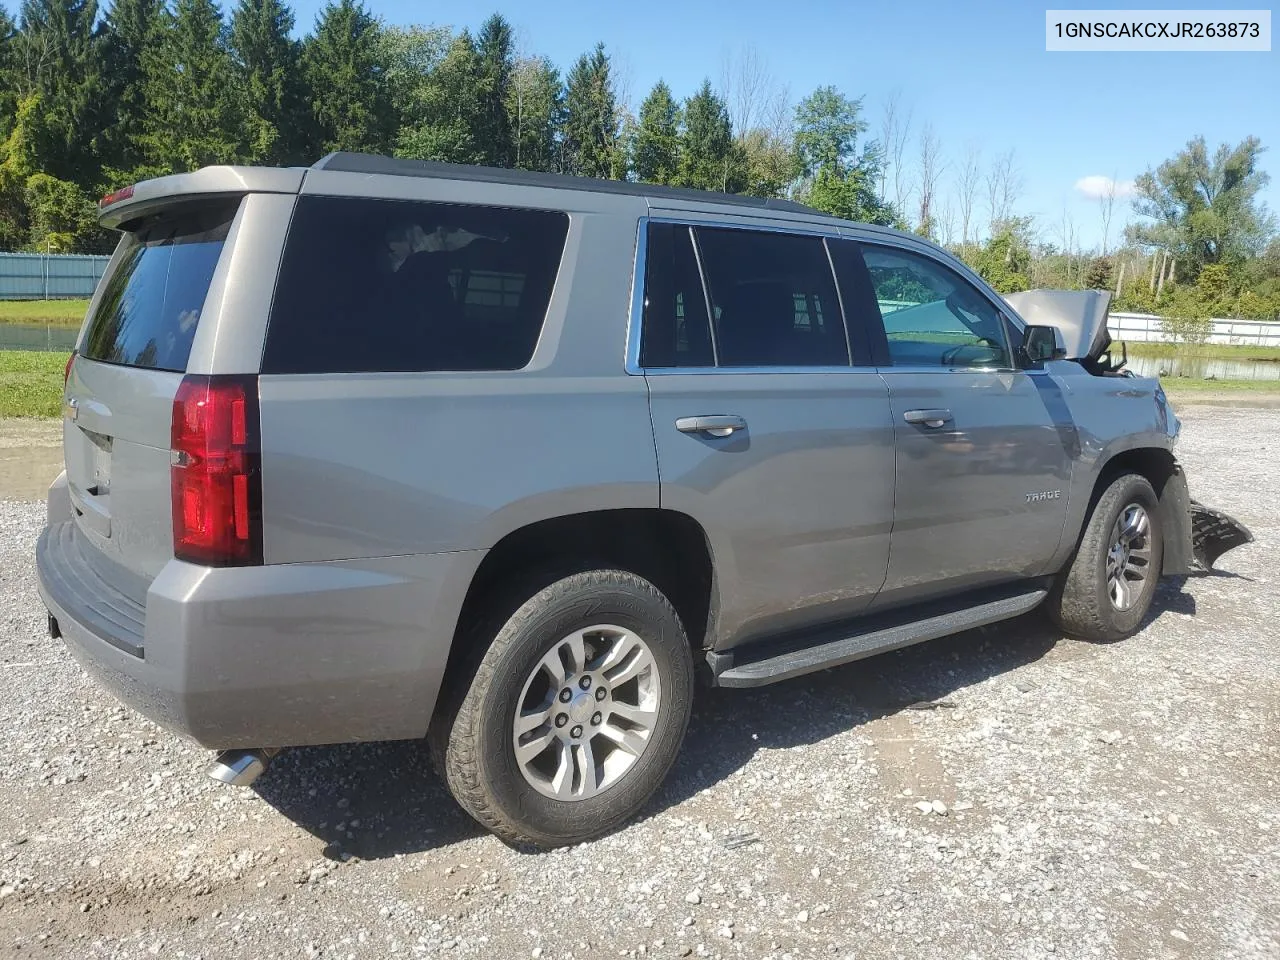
(257, 197), (660, 562)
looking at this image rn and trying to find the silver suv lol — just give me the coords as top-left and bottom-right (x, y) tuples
(36, 154), (1251, 848)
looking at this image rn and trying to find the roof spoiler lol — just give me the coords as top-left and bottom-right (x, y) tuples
(98, 166), (306, 229)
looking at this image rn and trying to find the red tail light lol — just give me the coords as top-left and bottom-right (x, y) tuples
(99, 185), (135, 207)
(170, 375), (263, 566)
(63, 351), (75, 387)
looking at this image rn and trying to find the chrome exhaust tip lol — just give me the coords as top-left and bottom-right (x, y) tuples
(207, 748), (279, 787)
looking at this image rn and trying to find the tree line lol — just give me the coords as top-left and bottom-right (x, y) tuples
(0, 0), (888, 254)
(0, 0), (1275, 320)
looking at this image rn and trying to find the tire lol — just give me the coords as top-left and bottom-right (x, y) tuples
(431, 569), (694, 848)
(1048, 472), (1164, 642)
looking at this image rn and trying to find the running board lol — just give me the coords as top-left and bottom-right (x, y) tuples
(714, 586), (1049, 688)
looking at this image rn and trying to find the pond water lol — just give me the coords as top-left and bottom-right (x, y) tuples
(0, 323), (78, 352)
(1124, 354), (1280, 382)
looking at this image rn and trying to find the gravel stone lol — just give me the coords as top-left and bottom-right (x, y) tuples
(0, 403), (1277, 958)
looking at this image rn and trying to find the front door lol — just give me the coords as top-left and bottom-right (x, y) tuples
(849, 241), (1075, 608)
(637, 221), (896, 649)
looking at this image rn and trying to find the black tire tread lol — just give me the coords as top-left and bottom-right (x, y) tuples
(433, 569), (689, 848)
(1049, 472), (1161, 642)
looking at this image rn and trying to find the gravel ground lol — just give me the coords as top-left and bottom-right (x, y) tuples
(0, 404), (1276, 960)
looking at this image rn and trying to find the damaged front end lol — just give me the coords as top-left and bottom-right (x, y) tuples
(1003, 287), (1255, 574)
(1158, 466), (1254, 575)
(1190, 501), (1255, 569)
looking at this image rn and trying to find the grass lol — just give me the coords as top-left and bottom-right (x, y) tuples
(0, 299), (90, 326)
(1157, 376), (1280, 394)
(0, 350), (67, 418)
(1124, 341), (1280, 362)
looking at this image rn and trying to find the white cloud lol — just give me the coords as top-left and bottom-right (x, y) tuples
(1074, 175), (1137, 200)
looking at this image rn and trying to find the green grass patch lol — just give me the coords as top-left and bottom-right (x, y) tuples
(0, 350), (68, 418)
(1159, 375), (1280, 394)
(0, 299), (90, 325)
(1125, 341), (1280, 362)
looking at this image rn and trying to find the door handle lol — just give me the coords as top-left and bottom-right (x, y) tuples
(903, 408), (953, 429)
(675, 415), (747, 438)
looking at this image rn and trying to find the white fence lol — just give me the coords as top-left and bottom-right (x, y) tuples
(1108, 312), (1280, 347)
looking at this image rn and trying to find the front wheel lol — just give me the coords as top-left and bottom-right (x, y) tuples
(432, 569), (694, 848)
(1048, 472), (1164, 642)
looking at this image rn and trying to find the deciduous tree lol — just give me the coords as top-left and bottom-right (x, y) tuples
(1127, 136), (1275, 278)
(793, 86), (890, 223)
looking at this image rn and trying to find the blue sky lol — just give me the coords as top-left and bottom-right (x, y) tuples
(302, 1), (1273, 249)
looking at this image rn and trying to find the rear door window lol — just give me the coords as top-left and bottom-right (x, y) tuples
(692, 227), (849, 367)
(80, 202), (237, 372)
(262, 197), (569, 374)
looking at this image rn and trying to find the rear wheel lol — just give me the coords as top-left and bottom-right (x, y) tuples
(1048, 473), (1163, 642)
(432, 569), (694, 848)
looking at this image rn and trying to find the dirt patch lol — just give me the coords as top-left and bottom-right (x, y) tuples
(0, 418), (62, 501)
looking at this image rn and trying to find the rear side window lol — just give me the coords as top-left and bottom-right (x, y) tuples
(81, 203), (237, 372)
(693, 227), (848, 367)
(263, 197), (569, 374)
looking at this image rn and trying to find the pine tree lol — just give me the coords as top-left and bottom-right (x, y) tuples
(139, 0), (250, 172)
(0, 10), (20, 139)
(474, 13), (513, 167)
(562, 42), (618, 179)
(506, 56), (561, 172)
(229, 0), (302, 163)
(677, 79), (739, 193)
(14, 0), (107, 186)
(100, 0), (164, 177)
(634, 80), (679, 185)
(300, 0), (390, 155)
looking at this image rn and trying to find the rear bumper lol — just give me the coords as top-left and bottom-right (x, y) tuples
(37, 519), (483, 750)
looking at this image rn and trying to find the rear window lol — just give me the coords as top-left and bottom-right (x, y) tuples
(262, 197), (569, 374)
(81, 203), (237, 372)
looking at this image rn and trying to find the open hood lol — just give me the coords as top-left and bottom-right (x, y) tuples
(1003, 288), (1113, 361)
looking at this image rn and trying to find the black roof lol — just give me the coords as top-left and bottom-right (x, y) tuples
(312, 152), (825, 217)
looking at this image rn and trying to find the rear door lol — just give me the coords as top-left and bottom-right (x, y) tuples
(639, 221), (895, 650)
(834, 238), (1073, 608)
(63, 201), (240, 600)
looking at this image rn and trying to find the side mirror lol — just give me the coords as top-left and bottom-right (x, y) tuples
(1021, 325), (1068, 365)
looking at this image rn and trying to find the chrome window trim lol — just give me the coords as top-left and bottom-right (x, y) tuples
(688, 226), (721, 367)
(625, 214), (850, 376)
(822, 237), (855, 366)
(642, 365), (880, 377)
(624, 216), (647, 374)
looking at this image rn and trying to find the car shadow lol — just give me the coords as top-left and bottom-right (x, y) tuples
(253, 588), (1193, 859)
